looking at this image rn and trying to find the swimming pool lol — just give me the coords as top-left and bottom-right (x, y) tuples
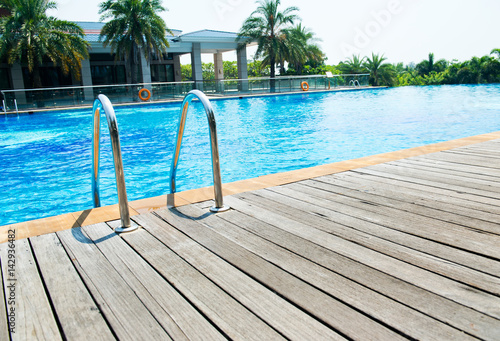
(1, 84), (499, 226)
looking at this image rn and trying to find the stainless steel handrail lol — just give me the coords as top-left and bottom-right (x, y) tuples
(92, 94), (138, 233)
(170, 90), (230, 213)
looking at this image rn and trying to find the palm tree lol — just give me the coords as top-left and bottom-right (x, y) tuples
(99, 0), (173, 84)
(363, 53), (396, 86)
(0, 0), (89, 88)
(338, 55), (367, 74)
(284, 23), (324, 75)
(237, 0), (299, 90)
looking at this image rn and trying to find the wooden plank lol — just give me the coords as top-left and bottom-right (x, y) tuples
(270, 182), (500, 261)
(121, 217), (286, 341)
(308, 176), (500, 234)
(329, 170), (500, 214)
(226, 193), (500, 320)
(393, 159), (500, 182)
(163, 205), (400, 341)
(404, 156), (500, 178)
(273, 181), (500, 291)
(81, 222), (225, 341)
(323, 171), (500, 226)
(136, 212), (344, 341)
(353, 167), (500, 207)
(29, 233), (115, 341)
(56, 227), (172, 341)
(424, 150), (500, 168)
(366, 162), (500, 195)
(297, 177), (500, 277)
(0, 238), (62, 340)
(203, 204), (500, 341)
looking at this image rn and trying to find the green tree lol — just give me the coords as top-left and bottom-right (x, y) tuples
(284, 23), (324, 75)
(238, 0), (299, 90)
(99, 0), (172, 84)
(363, 53), (396, 86)
(491, 48), (500, 59)
(338, 55), (368, 74)
(0, 0), (89, 88)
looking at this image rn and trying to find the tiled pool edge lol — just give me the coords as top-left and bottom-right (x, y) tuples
(2, 130), (500, 243)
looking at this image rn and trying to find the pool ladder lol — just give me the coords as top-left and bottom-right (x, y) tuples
(170, 90), (230, 213)
(91, 91), (229, 233)
(349, 79), (361, 87)
(92, 94), (137, 233)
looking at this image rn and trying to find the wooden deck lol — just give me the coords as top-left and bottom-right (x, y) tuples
(1, 139), (500, 340)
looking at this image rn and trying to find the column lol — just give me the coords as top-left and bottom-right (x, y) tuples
(140, 53), (152, 88)
(10, 63), (26, 104)
(214, 52), (224, 80)
(81, 59), (94, 102)
(173, 55), (182, 82)
(191, 43), (203, 90)
(237, 46), (249, 92)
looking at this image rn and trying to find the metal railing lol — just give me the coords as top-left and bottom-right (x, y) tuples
(92, 94), (138, 233)
(0, 74), (370, 113)
(170, 90), (230, 213)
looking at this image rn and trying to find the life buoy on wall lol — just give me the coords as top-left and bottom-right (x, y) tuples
(301, 81), (309, 91)
(138, 88), (151, 101)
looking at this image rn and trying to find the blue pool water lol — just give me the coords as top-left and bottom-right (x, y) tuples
(1, 84), (499, 226)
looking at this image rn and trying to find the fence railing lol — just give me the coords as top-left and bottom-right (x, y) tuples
(0, 74), (370, 113)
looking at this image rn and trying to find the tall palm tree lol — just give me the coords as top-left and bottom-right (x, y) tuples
(237, 0), (299, 90)
(338, 55), (367, 74)
(0, 0), (89, 88)
(99, 0), (172, 84)
(363, 53), (395, 86)
(284, 23), (324, 75)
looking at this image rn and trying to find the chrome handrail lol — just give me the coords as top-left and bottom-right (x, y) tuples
(92, 94), (137, 232)
(170, 90), (230, 213)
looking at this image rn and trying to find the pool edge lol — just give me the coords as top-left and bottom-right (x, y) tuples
(2, 130), (500, 243)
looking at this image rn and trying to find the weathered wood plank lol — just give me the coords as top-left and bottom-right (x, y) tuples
(403, 157), (500, 178)
(81, 222), (226, 341)
(201, 203), (500, 341)
(57, 227), (171, 341)
(137, 212), (344, 341)
(320, 171), (500, 226)
(0, 238), (62, 340)
(270, 181), (500, 260)
(226, 193), (500, 320)
(122, 217), (285, 341)
(366, 162), (500, 195)
(424, 150), (500, 168)
(393, 159), (500, 182)
(353, 167), (500, 207)
(29, 233), (115, 341)
(308, 176), (500, 234)
(265, 183), (500, 292)
(164, 204), (399, 341)
(329, 170), (500, 214)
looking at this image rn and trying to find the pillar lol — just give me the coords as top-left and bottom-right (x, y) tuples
(173, 55), (182, 82)
(191, 43), (203, 90)
(140, 52), (152, 88)
(237, 47), (249, 92)
(214, 52), (224, 80)
(81, 59), (94, 102)
(10, 63), (26, 104)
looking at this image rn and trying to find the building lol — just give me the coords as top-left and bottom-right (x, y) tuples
(0, 21), (251, 93)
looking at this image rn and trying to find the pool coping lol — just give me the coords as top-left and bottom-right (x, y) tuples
(2, 130), (500, 243)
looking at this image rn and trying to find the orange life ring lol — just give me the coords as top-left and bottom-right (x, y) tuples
(138, 88), (151, 101)
(301, 81), (309, 91)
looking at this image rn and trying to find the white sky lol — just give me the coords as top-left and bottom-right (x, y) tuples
(51, 0), (500, 65)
